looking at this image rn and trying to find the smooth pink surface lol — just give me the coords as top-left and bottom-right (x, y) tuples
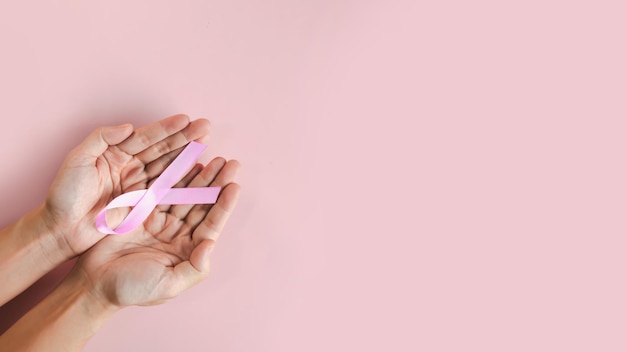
(0, 1), (625, 351)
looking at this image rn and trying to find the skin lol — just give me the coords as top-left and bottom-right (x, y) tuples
(0, 114), (241, 351)
(45, 114), (214, 257)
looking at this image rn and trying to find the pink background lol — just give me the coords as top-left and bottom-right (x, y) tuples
(0, 0), (625, 351)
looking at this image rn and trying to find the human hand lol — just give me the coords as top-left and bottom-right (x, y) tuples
(43, 114), (211, 258)
(68, 156), (240, 307)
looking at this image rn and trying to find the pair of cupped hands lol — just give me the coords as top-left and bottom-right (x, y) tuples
(40, 114), (240, 308)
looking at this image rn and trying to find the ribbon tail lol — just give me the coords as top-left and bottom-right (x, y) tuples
(95, 141), (221, 235)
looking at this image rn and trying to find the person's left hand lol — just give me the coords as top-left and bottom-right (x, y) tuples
(67, 156), (241, 307)
(43, 114), (211, 258)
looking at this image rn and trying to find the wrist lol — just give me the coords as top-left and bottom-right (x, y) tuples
(61, 266), (121, 318)
(38, 202), (78, 259)
(0, 204), (74, 305)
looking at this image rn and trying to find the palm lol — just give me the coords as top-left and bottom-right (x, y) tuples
(75, 156), (240, 307)
(48, 147), (176, 251)
(78, 227), (194, 307)
(76, 212), (197, 306)
(45, 115), (211, 255)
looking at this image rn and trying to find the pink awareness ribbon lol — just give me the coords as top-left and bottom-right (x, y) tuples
(96, 141), (221, 235)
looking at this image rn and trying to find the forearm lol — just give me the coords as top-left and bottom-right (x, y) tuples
(0, 204), (72, 305)
(0, 269), (118, 351)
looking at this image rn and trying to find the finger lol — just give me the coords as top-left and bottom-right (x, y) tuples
(144, 146), (186, 181)
(68, 124), (133, 166)
(134, 118), (210, 164)
(116, 114), (190, 155)
(169, 157), (227, 219)
(162, 239), (215, 298)
(155, 163), (203, 213)
(191, 182), (241, 245)
(185, 160), (240, 231)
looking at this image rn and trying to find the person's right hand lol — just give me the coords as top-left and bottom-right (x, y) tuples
(43, 114), (211, 258)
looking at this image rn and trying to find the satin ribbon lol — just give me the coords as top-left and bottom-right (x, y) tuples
(96, 141), (221, 234)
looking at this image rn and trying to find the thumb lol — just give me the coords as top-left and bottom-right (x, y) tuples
(164, 239), (215, 299)
(71, 124), (133, 164)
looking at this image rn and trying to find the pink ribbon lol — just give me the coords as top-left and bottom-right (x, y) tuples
(96, 141), (221, 234)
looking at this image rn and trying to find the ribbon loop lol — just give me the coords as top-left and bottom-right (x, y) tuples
(96, 141), (221, 234)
